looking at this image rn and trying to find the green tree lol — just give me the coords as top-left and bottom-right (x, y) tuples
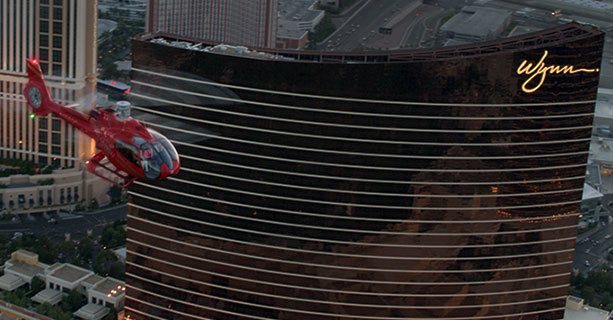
(35, 302), (53, 315)
(61, 289), (86, 312)
(108, 185), (124, 204)
(3, 289), (30, 307)
(77, 237), (94, 266)
(307, 14), (336, 48)
(100, 224), (126, 248)
(94, 249), (118, 275)
(29, 277), (45, 295)
(109, 263), (125, 281)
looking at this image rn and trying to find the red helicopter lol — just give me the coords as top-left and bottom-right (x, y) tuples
(23, 58), (180, 187)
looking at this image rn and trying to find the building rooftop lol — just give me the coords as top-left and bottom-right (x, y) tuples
(5, 262), (45, 279)
(82, 274), (105, 287)
(48, 264), (93, 283)
(589, 138), (613, 164)
(277, 28), (309, 39)
(594, 99), (613, 124)
(508, 25), (542, 37)
(113, 247), (126, 261)
(443, 38), (473, 47)
(586, 163), (602, 187)
(583, 183), (603, 201)
(13, 249), (38, 259)
(0, 273), (26, 291)
(564, 305), (611, 320)
(279, 0), (322, 23)
(138, 22), (601, 63)
(74, 303), (109, 320)
(31, 288), (63, 305)
(440, 6), (512, 38)
(91, 277), (125, 298)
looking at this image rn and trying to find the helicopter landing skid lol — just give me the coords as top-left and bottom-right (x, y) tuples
(87, 152), (135, 187)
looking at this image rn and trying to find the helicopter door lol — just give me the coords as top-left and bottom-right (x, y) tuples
(114, 140), (140, 167)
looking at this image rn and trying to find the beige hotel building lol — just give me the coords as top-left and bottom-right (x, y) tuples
(0, 0), (110, 213)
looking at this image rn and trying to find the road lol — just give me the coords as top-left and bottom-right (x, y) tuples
(322, 0), (419, 51)
(399, 5), (446, 49)
(572, 221), (613, 273)
(500, 0), (613, 24)
(0, 204), (127, 241)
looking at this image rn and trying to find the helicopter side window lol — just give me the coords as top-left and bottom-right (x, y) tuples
(115, 141), (139, 167)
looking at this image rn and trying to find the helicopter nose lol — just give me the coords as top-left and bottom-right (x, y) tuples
(159, 163), (172, 179)
(171, 160), (180, 174)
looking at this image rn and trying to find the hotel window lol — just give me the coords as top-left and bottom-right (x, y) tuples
(53, 22), (62, 34)
(53, 36), (62, 48)
(40, 33), (49, 46)
(40, 21), (49, 33)
(53, 7), (62, 20)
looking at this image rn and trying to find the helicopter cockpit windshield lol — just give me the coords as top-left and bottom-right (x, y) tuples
(133, 129), (179, 180)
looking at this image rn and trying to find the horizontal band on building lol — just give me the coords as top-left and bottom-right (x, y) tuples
(125, 286), (566, 320)
(128, 190), (580, 225)
(137, 179), (582, 210)
(128, 202), (577, 248)
(127, 246), (570, 286)
(169, 138), (588, 173)
(178, 166), (584, 198)
(179, 154), (587, 186)
(131, 89), (594, 121)
(130, 105), (592, 133)
(127, 269), (568, 309)
(125, 228), (573, 274)
(129, 94), (591, 147)
(132, 68), (594, 108)
(127, 213), (576, 261)
(133, 107), (591, 160)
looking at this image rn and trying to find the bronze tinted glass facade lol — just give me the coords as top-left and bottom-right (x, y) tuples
(125, 24), (604, 320)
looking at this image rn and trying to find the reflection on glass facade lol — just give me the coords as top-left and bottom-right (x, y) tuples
(125, 23), (604, 319)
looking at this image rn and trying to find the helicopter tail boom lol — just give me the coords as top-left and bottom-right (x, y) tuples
(24, 58), (56, 117)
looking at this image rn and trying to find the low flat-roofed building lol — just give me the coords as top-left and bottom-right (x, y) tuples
(276, 29), (309, 49)
(0, 273), (26, 291)
(440, 6), (512, 42)
(80, 274), (105, 293)
(90, 277), (125, 309)
(31, 288), (63, 305)
(45, 263), (94, 294)
(0, 299), (53, 320)
(74, 302), (110, 320)
(2, 250), (47, 285)
(278, 0), (325, 34)
(4, 260), (46, 283)
(0, 167), (111, 215)
(75, 277), (125, 320)
(1, 250), (125, 315)
(564, 296), (611, 320)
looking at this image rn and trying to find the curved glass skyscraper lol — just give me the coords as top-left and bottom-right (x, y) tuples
(125, 23), (604, 319)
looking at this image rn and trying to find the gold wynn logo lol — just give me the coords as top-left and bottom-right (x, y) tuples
(516, 50), (599, 93)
